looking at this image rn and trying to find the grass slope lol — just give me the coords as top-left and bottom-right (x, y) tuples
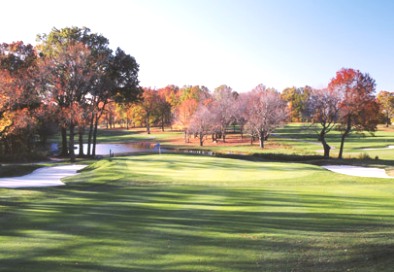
(1, 154), (394, 271)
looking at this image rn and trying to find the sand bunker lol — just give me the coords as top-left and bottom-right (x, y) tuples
(0, 165), (87, 188)
(362, 145), (394, 151)
(322, 165), (393, 179)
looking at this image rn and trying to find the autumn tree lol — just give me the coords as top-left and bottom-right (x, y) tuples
(158, 85), (180, 108)
(38, 42), (94, 161)
(179, 85), (210, 103)
(0, 42), (41, 156)
(88, 47), (141, 156)
(37, 27), (141, 158)
(308, 88), (340, 158)
(211, 85), (238, 142)
(187, 105), (213, 146)
(244, 84), (287, 148)
(156, 90), (172, 131)
(376, 90), (394, 127)
(175, 98), (199, 142)
(137, 88), (160, 134)
(281, 86), (312, 122)
(329, 68), (380, 159)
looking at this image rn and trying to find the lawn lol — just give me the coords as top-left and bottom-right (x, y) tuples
(1, 154), (394, 271)
(272, 123), (394, 160)
(91, 123), (394, 161)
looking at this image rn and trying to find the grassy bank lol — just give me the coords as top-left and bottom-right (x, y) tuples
(1, 154), (394, 271)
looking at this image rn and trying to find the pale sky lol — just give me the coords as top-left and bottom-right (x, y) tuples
(2, 0), (393, 93)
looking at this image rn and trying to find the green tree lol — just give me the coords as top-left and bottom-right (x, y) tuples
(376, 90), (394, 127)
(281, 86), (311, 122)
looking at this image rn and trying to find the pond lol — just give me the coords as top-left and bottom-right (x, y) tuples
(50, 142), (216, 157)
(74, 142), (162, 156)
(50, 142), (162, 156)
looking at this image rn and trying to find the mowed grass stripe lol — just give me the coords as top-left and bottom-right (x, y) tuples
(1, 154), (394, 271)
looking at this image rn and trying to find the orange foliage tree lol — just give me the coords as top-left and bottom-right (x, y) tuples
(329, 68), (380, 159)
(0, 42), (41, 156)
(376, 90), (394, 127)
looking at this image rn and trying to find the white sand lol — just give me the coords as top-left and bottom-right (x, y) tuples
(0, 165), (87, 188)
(322, 165), (393, 179)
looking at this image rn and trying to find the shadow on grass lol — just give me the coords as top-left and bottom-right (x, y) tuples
(1, 180), (394, 271)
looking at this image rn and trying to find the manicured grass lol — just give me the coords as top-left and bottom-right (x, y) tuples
(93, 124), (394, 161)
(1, 154), (394, 271)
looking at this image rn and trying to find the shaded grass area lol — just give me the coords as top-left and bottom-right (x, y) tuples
(0, 164), (42, 178)
(1, 154), (394, 271)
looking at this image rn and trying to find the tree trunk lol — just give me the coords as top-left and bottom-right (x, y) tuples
(78, 126), (84, 157)
(69, 123), (76, 162)
(161, 115), (165, 132)
(259, 136), (264, 148)
(338, 116), (352, 159)
(184, 130), (188, 143)
(87, 112), (94, 157)
(199, 132), (204, 146)
(92, 113), (99, 157)
(146, 113), (151, 134)
(338, 133), (347, 159)
(60, 127), (68, 156)
(319, 130), (331, 158)
(386, 113), (390, 127)
(257, 129), (265, 148)
(322, 137), (331, 159)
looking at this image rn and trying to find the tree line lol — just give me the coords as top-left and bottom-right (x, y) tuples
(0, 27), (141, 161)
(107, 69), (388, 159)
(1, 26), (392, 161)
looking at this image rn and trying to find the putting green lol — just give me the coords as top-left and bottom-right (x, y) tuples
(80, 154), (328, 187)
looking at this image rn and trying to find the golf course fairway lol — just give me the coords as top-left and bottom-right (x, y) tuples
(1, 154), (393, 271)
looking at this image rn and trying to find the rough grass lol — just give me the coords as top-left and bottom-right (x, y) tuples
(1, 154), (394, 271)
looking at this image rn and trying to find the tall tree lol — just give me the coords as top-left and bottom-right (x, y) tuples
(308, 88), (340, 158)
(175, 98), (198, 142)
(0, 42), (41, 155)
(188, 105), (213, 146)
(329, 68), (380, 159)
(244, 84), (287, 148)
(37, 27), (141, 158)
(88, 47), (141, 156)
(38, 42), (94, 161)
(376, 90), (394, 127)
(211, 85), (238, 142)
(137, 88), (160, 134)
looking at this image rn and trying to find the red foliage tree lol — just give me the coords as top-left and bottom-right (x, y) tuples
(329, 68), (380, 159)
